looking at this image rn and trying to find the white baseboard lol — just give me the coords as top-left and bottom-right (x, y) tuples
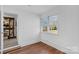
(41, 39), (79, 54)
(20, 40), (40, 47)
(3, 45), (20, 51)
(2, 39), (79, 54)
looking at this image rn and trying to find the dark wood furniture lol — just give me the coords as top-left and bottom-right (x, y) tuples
(4, 17), (16, 39)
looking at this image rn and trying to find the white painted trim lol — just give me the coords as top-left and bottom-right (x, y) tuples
(20, 40), (40, 47)
(3, 45), (20, 51)
(39, 17), (42, 41)
(3, 40), (40, 51)
(41, 39), (79, 54)
(1, 5), (4, 54)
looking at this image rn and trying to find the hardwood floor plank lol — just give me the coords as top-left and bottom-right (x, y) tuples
(6, 42), (65, 54)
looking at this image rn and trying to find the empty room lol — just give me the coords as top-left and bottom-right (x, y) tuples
(0, 5), (79, 54)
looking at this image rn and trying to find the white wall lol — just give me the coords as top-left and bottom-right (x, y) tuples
(3, 6), (40, 47)
(41, 6), (79, 53)
(0, 9), (1, 50)
(2, 5), (79, 53)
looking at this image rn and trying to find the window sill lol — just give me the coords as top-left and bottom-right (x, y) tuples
(41, 31), (59, 36)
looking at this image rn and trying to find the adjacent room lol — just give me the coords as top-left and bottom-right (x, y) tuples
(0, 5), (79, 54)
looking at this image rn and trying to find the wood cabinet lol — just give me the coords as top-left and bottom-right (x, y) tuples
(4, 17), (16, 39)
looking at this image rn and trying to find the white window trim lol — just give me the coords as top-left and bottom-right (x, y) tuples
(41, 16), (58, 35)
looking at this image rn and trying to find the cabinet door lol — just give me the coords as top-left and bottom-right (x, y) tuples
(9, 18), (14, 38)
(3, 18), (9, 39)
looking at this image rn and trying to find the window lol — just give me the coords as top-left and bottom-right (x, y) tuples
(40, 16), (58, 34)
(40, 16), (48, 32)
(49, 16), (58, 34)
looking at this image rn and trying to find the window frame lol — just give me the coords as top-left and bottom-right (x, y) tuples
(40, 16), (58, 35)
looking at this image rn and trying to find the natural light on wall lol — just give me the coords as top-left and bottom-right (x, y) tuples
(40, 16), (58, 34)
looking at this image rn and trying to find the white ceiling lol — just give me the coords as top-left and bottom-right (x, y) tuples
(24, 5), (56, 15)
(3, 5), (56, 15)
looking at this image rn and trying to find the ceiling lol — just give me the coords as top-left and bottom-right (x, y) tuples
(3, 5), (56, 15)
(24, 5), (56, 15)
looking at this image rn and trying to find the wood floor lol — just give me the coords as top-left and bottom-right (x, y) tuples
(6, 42), (65, 54)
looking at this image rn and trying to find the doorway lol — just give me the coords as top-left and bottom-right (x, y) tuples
(1, 12), (19, 54)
